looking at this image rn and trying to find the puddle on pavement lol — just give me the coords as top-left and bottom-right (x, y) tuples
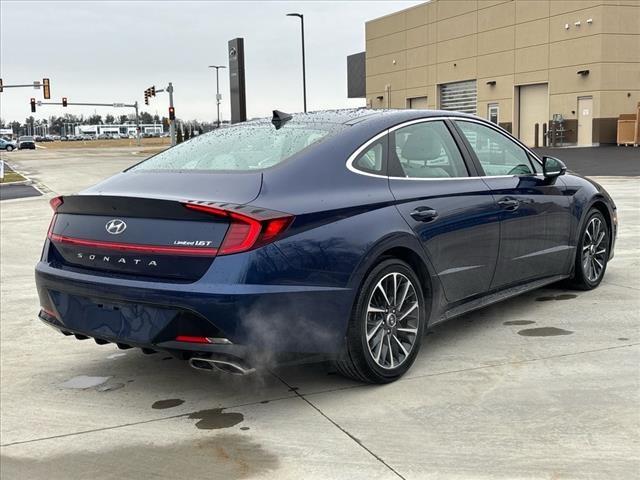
(152, 399), (185, 409)
(535, 296), (555, 302)
(98, 383), (125, 392)
(555, 294), (577, 300)
(188, 408), (244, 430)
(517, 327), (574, 337)
(618, 337), (629, 341)
(503, 320), (536, 326)
(1, 434), (278, 480)
(61, 375), (110, 389)
(536, 294), (578, 302)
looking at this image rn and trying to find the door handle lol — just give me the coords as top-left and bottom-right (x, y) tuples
(498, 197), (520, 211)
(410, 206), (438, 222)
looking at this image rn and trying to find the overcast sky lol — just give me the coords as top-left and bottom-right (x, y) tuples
(1, 1), (421, 124)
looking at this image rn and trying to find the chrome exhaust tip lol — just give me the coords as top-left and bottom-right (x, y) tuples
(189, 356), (255, 376)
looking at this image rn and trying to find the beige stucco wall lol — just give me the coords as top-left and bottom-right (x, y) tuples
(365, 0), (640, 142)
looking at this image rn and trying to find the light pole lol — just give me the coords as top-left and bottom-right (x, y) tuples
(208, 65), (226, 128)
(286, 13), (307, 113)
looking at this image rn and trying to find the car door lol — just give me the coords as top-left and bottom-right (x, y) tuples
(388, 119), (501, 304)
(452, 119), (573, 289)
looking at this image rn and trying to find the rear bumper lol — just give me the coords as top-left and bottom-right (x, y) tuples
(35, 261), (354, 355)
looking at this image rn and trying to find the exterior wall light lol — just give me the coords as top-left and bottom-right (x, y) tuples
(486, 80), (496, 86)
(577, 70), (590, 76)
(376, 95), (384, 101)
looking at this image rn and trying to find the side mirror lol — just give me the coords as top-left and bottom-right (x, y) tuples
(542, 156), (567, 178)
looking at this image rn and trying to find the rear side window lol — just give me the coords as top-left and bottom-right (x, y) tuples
(352, 138), (387, 174)
(131, 123), (340, 172)
(392, 121), (468, 178)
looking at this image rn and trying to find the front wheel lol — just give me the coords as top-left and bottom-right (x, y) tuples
(334, 259), (426, 383)
(5, 145), (13, 152)
(569, 209), (610, 290)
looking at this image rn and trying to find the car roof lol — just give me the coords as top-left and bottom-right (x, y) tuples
(243, 108), (480, 129)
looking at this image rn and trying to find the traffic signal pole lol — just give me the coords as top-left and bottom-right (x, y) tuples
(134, 101), (141, 146)
(147, 82), (176, 146)
(167, 83), (176, 146)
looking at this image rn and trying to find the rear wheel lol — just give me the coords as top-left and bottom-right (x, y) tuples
(334, 259), (426, 383)
(569, 209), (609, 290)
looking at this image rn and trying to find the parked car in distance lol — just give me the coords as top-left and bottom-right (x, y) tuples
(36, 109), (617, 383)
(18, 136), (36, 150)
(0, 138), (17, 151)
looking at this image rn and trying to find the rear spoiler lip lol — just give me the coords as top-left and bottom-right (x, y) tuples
(54, 195), (223, 220)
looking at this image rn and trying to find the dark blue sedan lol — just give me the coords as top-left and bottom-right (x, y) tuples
(35, 109), (617, 383)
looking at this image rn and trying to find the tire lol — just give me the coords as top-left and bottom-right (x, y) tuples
(5, 145), (13, 152)
(334, 259), (426, 383)
(569, 209), (610, 290)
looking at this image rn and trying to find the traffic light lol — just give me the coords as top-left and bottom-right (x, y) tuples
(150, 86), (155, 96)
(42, 78), (51, 99)
(168, 106), (175, 120)
(0, 78), (3, 93)
(144, 89), (150, 105)
(30, 98), (36, 113)
(62, 97), (68, 107)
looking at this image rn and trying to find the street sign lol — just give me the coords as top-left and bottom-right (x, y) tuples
(33, 81), (41, 89)
(37, 101), (42, 106)
(113, 103), (124, 108)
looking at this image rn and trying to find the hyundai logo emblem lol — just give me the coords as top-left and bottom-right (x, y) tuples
(105, 219), (127, 235)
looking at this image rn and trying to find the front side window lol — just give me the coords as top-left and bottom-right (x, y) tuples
(392, 121), (468, 178)
(131, 122), (340, 172)
(455, 121), (534, 176)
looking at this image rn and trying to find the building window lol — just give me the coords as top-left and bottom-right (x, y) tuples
(488, 103), (499, 124)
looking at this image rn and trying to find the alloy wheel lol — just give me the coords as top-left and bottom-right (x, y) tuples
(582, 216), (608, 283)
(365, 272), (420, 370)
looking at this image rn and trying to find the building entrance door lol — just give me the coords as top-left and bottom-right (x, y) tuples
(518, 83), (548, 147)
(577, 96), (593, 146)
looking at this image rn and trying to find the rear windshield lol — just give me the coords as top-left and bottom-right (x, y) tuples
(131, 122), (340, 172)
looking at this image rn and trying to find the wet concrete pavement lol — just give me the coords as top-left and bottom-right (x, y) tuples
(1, 148), (638, 479)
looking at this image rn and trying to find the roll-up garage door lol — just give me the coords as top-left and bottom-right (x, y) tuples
(408, 96), (428, 109)
(439, 80), (477, 115)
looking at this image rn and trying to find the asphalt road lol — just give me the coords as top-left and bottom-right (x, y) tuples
(0, 184), (42, 201)
(1, 148), (638, 479)
(533, 145), (640, 176)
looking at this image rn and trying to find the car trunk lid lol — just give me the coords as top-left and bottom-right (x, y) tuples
(48, 195), (232, 281)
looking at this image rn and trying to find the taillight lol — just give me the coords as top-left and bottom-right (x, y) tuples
(49, 196), (63, 211)
(47, 196), (63, 236)
(175, 335), (212, 344)
(184, 202), (293, 255)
